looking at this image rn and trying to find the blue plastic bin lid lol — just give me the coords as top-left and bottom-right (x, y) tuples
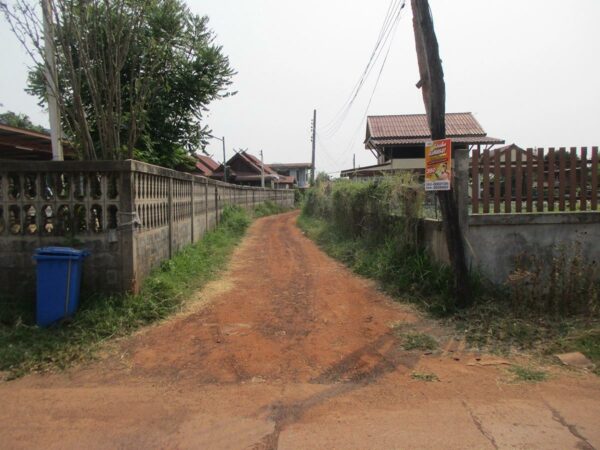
(35, 247), (90, 257)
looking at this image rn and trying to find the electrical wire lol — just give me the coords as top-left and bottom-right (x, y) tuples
(319, 0), (406, 138)
(343, 3), (404, 159)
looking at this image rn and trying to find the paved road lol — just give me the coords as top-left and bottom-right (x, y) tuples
(1, 211), (599, 449)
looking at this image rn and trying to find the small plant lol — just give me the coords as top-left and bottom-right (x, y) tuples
(411, 371), (439, 382)
(508, 365), (548, 383)
(398, 332), (438, 352)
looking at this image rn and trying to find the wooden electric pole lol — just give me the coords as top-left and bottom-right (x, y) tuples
(310, 109), (316, 185)
(411, 0), (472, 308)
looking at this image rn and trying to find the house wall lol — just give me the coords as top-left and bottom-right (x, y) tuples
(0, 160), (294, 300)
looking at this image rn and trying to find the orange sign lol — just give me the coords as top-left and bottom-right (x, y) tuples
(425, 138), (452, 191)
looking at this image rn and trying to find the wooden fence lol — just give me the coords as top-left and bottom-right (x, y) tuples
(471, 147), (599, 214)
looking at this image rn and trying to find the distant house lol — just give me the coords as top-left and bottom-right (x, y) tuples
(340, 112), (504, 178)
(484, 143), (526, 164)
(211, 150), (294, 189)
(269, 163), (311, 188)
(0, 123), (76, 160)
(193, 154), (220, 177)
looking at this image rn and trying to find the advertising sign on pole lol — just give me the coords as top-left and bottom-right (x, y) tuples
(425, 138), (452, 191)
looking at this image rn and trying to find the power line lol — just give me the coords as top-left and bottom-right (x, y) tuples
(320, 0), (406, 138)
(343, 3), (405, 158)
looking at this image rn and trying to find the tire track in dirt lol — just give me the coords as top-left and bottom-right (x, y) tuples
(123, 211), (419, 385)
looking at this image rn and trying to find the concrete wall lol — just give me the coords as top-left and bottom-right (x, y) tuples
(0, 160), (294, 299)
(467, 212), (600, 284)
(421, 212), (600, 285)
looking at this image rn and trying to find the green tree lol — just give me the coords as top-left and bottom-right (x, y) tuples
(4, 0), (234, 166)
(315, 171), (332, 185)
(0, 110), (47, 133)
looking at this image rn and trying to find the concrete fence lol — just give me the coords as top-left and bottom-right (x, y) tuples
(0, 160), (294, 297)
(420, 148), (600, 284)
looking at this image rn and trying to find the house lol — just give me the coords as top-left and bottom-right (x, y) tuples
(269, 162), (312, 188)
(211, 150), (295, 189)
(340, 112), (504, 178)
(0, 123), (76, 160)
(193, 154), (220, 177)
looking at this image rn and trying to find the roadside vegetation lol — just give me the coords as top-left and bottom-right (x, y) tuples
(298, 177), (600, 373)
(0, 204), (283, 380)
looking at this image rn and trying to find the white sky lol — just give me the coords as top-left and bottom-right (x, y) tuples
(1, 0), (599, 175)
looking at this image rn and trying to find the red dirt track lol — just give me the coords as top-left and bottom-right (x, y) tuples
(1, 211), (600, 449)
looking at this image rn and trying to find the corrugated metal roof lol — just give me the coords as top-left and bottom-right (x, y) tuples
(269, 162), (312, 169)
(366, 112), (494, 141)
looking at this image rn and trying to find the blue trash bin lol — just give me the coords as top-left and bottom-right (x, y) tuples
(33, 247), (90, 327)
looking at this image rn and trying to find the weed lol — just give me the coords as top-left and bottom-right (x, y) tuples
(397, 332), (438, 352)
(253, 200), (291, 218)
(0, 205), (251, 379)
(411, 371), (439, 382)
(508, 365), (548, 383)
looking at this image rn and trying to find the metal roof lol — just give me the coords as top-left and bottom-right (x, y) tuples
(365, 112), (503, 146)
(368, 136), (504, 146)
(0, 123), (76, 160)
(269, 162), (312, 169)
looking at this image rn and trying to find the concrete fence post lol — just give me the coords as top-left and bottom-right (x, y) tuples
(119, 161), (138, 292)
(454, 147), (470, 261)
(168, 177), (173, 258)
(190, 178), (195, 243)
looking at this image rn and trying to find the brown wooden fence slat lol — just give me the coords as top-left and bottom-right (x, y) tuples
(482, 149), (490, 214)
(547, 148), (555, 211)
(592, 146), (598, 210)
(494, 150), (501, 213)
(558, 147), (566, 211)
(580, 147), (588, 211)
(515, 150), (523, 212)
(504, 149), (512, 213)
(537, 148), (545, 212)
(526, 148), (534, 212)
(569, 147), (577, 211)
(471, 147), (479, 213)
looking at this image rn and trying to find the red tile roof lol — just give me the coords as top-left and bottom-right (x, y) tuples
(366, 112), (503, 146)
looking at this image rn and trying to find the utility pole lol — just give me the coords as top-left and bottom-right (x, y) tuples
(310, 109), (316, 185)
(260, 149), (265, 188)
(221, 136), (227, 183)
(411, 0), (471, 308)
(353, 154), (356, 169)
(42, 0), (63, 160)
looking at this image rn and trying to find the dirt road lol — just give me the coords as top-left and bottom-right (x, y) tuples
(2, 211), (600, 449)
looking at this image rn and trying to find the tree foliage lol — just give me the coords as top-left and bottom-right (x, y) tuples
(0, 110), (47, 133)
(3, 0), (235, 167)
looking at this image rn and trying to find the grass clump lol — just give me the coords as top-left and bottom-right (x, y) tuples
(253, 200), (291, 218)
(411, 371), (439, 382)
(508, 365), (548, 383)
(398, 332), (438, 352)
(0, 204), (250, 380)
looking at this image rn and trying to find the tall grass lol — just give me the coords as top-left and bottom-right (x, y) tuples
(0, 205), (251, 379)
(300, 176), (455, 315)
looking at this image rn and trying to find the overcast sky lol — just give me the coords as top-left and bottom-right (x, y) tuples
(1, 0), (599, 175)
